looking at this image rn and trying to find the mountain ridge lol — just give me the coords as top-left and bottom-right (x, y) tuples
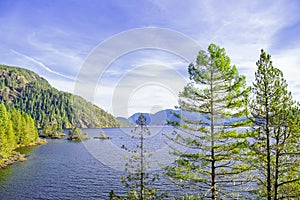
(125, 109), (247, 126)
(0, 64), (119, 128)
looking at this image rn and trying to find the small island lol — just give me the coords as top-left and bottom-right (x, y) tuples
(39, 132), (66, 139)
(39, 124), (66, 139)
(94, 131), (110, 140)
(67, 128), (89, 142)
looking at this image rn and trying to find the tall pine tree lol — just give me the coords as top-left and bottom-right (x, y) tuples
(249, 49), (300, 199)
(110, 114), (167, 200)
(166, 44), (252, 199)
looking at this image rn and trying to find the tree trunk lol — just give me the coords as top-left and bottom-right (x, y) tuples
(266, 101), (271, 200)
(140, 125), (144, 200)
(210, 68), (216, 200)
(274, 129), (280, 200)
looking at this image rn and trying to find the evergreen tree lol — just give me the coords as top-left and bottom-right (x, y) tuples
(10, 108), (22, 144)
(0, 122), (6, 159)
(0, 103), (39, 163)
(0, 103), (9, 158)
(67, 127), (88, 141)
(110, 114), (167, 200)
(166, 44), (251, 199)
(249, 49), (300, 199)
(0, 103), (8, 130)
(6, 121), (16, 152)
(27, 116), (38, 143)
(20, 113), (28, 144)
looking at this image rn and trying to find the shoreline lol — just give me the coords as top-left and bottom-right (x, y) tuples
(0, 138), (47, 169)
(0, 151), (27, 169)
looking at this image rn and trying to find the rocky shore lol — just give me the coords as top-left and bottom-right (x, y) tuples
(0, 151), (26, 169)
(0, 138), (47, 169)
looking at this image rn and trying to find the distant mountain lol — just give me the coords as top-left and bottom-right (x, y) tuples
(128, 112), (152, 124)
(126, 109), (247, 126)
(126, 109), (207, 125)
(0, 65), (119, 128)
(116, 117), (133, 126)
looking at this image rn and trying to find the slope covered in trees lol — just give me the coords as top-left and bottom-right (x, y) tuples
(0, 103), (41, 165)
(0, 65), (119, 129)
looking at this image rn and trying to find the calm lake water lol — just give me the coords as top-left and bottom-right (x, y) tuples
(0, 127), (187, 200)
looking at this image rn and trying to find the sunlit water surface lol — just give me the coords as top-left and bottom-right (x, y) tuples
(0, 127), (190, 200)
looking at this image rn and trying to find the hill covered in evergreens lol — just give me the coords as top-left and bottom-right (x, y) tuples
(0, 103), (45, 167)
(0, 65), (119, 129)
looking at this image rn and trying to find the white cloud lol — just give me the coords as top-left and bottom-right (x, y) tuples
(2, 0), (300, 115)
(10, 49), (75, 81)
(272, 48), (300, 99)
(26, 26), (90, 75)
(93, 60), (187, 117)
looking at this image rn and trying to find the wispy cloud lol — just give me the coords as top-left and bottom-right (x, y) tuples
(10, 49), (75, 81)
(94, 62), (187, 117)
(1, 0), (300, 114)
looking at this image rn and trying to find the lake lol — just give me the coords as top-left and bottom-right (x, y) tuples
(0, 127), (188, 200)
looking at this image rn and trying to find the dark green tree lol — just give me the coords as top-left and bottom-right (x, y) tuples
(166, 44), (251, 199)
(249, 49), (300, 199)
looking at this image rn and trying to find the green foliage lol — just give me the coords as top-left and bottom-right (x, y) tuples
(0, 103), (38, 162)
(0, 104), (9, 135)
(249, 49), (300, 199)
(100, 131), (106, 138)
(111, 114), (167, 200)
(166, 44), (252, 199)
(120, 150), (166, 200)
(98, 130), (110, 139)
(177, 194), (204, 200)
(0, 65), (119, 129)
(39, 124), (66, 139)
(67, 127), (88, 142)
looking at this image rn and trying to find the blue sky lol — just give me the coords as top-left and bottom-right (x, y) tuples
(1, 0), (300, 117)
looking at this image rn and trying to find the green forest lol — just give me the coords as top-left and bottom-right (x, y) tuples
(0, 103), (40, 164)
(0, 65), (119, 129)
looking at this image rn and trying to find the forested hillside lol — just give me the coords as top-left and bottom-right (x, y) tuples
(0, 65), (118, 128)
(0, 103), (41, 164)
